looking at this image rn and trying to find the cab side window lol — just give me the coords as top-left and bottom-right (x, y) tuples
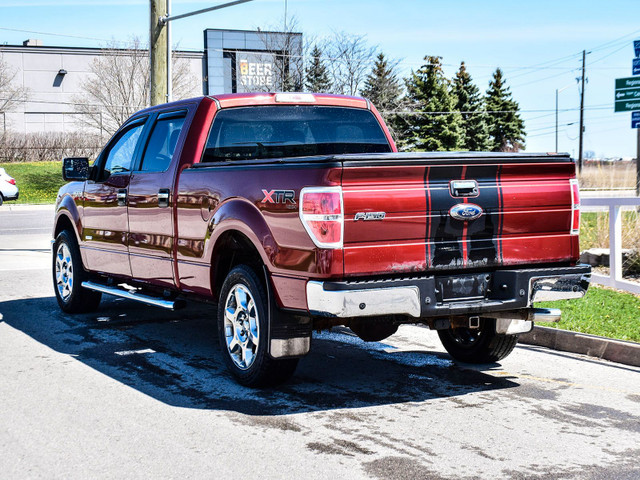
(140, 111), (187, 172)
(103, 122), (145, 176)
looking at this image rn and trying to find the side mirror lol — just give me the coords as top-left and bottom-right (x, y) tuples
(63, 157), (90, 181)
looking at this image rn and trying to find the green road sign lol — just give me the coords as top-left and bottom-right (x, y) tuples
(614, 76), (640, 112)
(616, 77), (640, 89)
(615, 89), (640, 101)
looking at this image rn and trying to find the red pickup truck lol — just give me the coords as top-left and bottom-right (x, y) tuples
(54, 92), (590, 386)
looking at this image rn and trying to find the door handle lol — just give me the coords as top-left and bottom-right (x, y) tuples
(158, 188), (170, 208)
(117, 189), (127, 206)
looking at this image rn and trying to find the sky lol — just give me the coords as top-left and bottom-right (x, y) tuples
(1, 0), (639, 158)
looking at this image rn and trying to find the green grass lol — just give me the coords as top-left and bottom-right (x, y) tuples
(0, 161), (65, 204)
(537, 285), (640, 343)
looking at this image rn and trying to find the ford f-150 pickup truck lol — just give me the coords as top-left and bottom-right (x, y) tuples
(53, 92), (590, 386)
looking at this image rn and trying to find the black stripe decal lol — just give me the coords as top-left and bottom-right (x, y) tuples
(424, 166), (432, 267)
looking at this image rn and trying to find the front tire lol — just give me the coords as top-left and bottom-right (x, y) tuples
(438, 318), (519, 363)
(52, 230), (102, 313)
(217, 265), (298, 387)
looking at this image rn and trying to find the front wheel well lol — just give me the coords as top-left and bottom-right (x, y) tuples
(54, 214), (75, 239)
(211, 231), (265, 299)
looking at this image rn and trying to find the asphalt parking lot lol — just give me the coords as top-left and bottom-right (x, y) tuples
(1, 206), (639, 479)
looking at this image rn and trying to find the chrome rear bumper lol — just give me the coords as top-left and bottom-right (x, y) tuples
(306, 265), (590, 319)
(306, 281), (421, 318)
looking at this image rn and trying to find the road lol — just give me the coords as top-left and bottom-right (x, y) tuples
(1, 206), (640, 480)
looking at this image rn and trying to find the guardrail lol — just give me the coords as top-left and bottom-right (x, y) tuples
(580, 196), (640, 295)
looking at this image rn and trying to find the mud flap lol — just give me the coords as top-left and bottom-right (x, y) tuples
(263, 267), (312, 359)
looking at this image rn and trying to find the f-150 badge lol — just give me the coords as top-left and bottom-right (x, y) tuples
(261, 189), (296, 204)
(449, 203), (483, 221)
(354, 212), (386, 221)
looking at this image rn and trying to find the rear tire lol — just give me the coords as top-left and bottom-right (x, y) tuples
(217, 265), (298, 387)
(438, 318), (518, 363)
(52, 230), (102, 313)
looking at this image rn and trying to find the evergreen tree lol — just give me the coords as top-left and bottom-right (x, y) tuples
(304, 45), (331, 93)
(361, 53), (402, 112)
(360, 53), (404, 142)
(403, 56), (463, 151)
(451, 62), (491, 151)
(485, 68), (525, 152)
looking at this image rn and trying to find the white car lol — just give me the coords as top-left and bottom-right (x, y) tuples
(0, 168), (19, 205)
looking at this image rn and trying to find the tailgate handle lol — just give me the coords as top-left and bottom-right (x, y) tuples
(450, 180), (478, 197)
(158, 188), (170, 208)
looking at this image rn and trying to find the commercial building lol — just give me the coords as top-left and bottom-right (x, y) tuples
(0, 29), (302, 136)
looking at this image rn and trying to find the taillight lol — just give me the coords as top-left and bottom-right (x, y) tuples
(299, 186), (343, 248)
(570, 178), (580, 235)
(6, 178), (15, 185)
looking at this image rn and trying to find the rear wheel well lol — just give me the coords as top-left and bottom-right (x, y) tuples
(211, 231), (265, 299)
(54, 214), (75, 238)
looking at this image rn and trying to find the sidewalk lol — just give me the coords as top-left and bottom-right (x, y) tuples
(0, 203), (55, 212)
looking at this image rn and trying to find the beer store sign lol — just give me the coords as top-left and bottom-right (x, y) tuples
(236, 52), (277, 92)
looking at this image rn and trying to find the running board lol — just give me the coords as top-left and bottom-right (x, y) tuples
(81, 281), (185, 310)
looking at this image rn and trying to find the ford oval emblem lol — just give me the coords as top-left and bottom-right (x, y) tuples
(449, 203), (483, 221)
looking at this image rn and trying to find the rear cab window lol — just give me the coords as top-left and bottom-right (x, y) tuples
(202, 105), (392, 163)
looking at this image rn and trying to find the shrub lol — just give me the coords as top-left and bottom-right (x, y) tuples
(0, 131), (102, 163)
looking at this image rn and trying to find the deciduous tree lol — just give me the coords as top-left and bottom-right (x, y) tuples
(325, 32), (377, 96)
(74, 37), (198, 137)
(257, 17), (304, 92)
(0, 54), (29, 119)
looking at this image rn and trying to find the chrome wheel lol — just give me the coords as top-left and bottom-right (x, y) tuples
(55, 243), (74, 301)
(223, 284), (260, 370)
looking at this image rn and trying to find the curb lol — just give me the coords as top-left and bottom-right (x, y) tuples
(519, 326), (640, 367)
(0, 204), (55, 212)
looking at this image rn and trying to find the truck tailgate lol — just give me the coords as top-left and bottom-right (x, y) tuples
(340, 154), (579, 277)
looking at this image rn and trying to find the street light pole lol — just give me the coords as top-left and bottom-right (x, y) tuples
(555, 83), (573, 153)
(555, 89), (558, 152)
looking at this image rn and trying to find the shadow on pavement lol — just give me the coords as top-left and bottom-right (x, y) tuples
(0, 295), (519, 415)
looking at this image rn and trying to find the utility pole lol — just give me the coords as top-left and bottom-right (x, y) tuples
(166, 0), (172, 103)
(158, 0), (255, 102)
(578, 50), (586, 173)
(150, 0), (167, 106)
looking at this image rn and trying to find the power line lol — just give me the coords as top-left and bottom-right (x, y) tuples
(588, 28), (640, 53)
(590, 42), (632, 65)
(0, 26), (128, 46)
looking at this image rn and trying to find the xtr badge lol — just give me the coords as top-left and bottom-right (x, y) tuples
(261, 189), (296, 204)
(449, 203), (483, 221)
